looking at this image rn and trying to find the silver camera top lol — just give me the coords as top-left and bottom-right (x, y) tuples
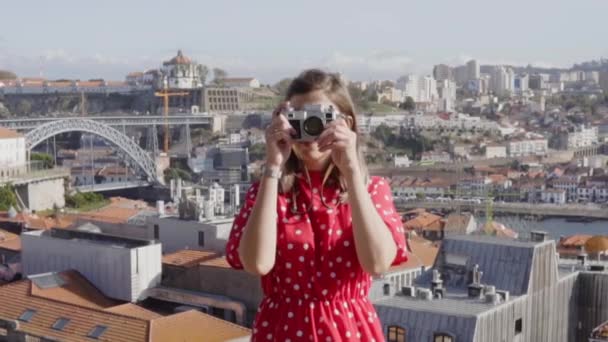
(284, 104), (339, 141)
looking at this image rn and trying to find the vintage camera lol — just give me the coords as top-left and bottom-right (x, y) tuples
(285, 104), (338, 141)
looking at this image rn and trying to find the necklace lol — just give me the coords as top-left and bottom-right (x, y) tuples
(290, 165), (341, 214)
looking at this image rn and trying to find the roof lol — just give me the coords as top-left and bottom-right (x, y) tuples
(404, 212), (443, 231)
(0, 127), (23, 139)
(0, 212), (74, 231)
(76, 198), (151, 224)
(150, 310), (251, 342)
(0, 270), (251, 342)
(443, 214), (474, 234)
(481, 221), (519, 239)
(585, 236), (608, 254)
(390, 235), (439, 271)
(163, 50), (192, 65)
(162, 249), (232, 269)
(559, 234), (592, 248)
(590, 319), (608, 340)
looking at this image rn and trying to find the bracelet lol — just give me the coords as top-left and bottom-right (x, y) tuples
(264, 167), (282, 179)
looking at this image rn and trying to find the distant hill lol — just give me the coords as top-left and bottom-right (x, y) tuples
(0, 70), (17, 80)
(479, 57), (608, 75)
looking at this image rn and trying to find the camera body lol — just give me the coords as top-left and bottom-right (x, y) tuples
(285, 104), (338, 141)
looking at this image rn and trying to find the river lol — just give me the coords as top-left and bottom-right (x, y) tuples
(478, 216), (608, 240)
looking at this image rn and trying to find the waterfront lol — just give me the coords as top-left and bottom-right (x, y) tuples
(479, 215), (608, 240)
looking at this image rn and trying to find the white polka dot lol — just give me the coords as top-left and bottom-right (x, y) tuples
(285, 277), (291, 283)
(326, 337), (332, 342)
(297, 330), (303, 337)
(286, 262), (292, 269)
(294, 284), (300, 290)
(329, 261), (333, 267)
(336, 257), (342, 263)
(295, 229), (302, 235)
(334, 309), (340, 315)
(330, 272), (336, 278)
(312, 188), (318, 193)
(262, 321), (268, 327)
(346, 261), (351, 267)
(266, 333), (273, 340)
(322, 289), (328, 296)
(344, 240), (350, 247)
(318, 328), (324, 335)
(336, 229), (342, 235)
(288, 311), (294, 318)
(303, 243), (309, 250)
(281, 206), (287, 212)
(288, 243), (293, 249)
(320, 224), (326, 230)
(328, 229), (333, 235)
(346, 331), (351, 338)
(310, 302), (315, 308)
(284, 324), (289, 331)
(299, 256), (305, 262)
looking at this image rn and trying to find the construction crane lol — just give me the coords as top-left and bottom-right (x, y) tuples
(154, 85), (189, 153)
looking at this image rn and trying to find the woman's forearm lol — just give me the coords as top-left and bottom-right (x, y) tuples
(238, 175), (279, 276)
(346, 170), (397, 275)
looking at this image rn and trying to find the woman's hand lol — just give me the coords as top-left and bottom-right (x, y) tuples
(265, 102), (295, 169)
(317, 116), (359, 176)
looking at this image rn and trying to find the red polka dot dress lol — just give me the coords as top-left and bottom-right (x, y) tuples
(225, 172), (408, 342)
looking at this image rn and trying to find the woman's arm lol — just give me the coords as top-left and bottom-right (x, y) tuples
(237, 173), (279, 276)
(346, 169), (397, 275)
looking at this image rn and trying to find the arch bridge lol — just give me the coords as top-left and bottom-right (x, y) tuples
(25, 119), (162, 184)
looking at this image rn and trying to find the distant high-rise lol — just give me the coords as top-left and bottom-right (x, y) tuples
(396, 75), (437, 103)
(490, 66), (515, 97)
(466, 60), (480, 81)
(453, 65), (469, 85)
(600, 71), (608, 92)
(432, 64), (452, 82)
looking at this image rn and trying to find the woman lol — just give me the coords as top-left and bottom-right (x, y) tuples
(226, 69), (408, 342)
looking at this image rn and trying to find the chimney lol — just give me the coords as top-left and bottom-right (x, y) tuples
(530, 230), (548, 242)
(484, 286), (500, 305)
(431, 270), (445, 298)
(383, 283), (391, 296)
(468, 264), (484, 299)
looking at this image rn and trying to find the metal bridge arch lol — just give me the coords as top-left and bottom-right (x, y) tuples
(25, 119), (160, 184)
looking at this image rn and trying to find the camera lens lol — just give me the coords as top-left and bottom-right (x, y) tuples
(303, 117), (324, 136)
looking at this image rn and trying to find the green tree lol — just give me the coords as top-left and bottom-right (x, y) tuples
(0, 185), (17, 211)
(0, 70), (17, 80)
(400, 96), (416, 111)
(372, 124), (393, 145)
(163, 167), (192, 184)
(30, 152), (54, 169)
(212, 68), (228, 86)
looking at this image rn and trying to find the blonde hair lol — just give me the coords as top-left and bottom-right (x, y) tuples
(279, 69), (369, 202)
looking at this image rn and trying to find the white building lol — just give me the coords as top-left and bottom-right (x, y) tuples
(148, 216), (234, 254)
(566, 125), (598, 149)
(515, 74), (529, 93)
(208, 182), (225, 215)
(507, 138), (548, 157)
(466, 60), (480, 81)
(394, 154), (411, 168)
(0, 128), (27, 180)
(485, 144), (507, 159)
(436, 80), (456, 112)
(541, 189), (566, 204)
(219, 78), (260, 88)
(21, 228), (161, 302)
(160, 50), (204, 90)
(396, 75), (437, 103)
(490, 66), (515, 97)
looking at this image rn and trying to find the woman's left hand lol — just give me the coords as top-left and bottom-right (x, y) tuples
(317, 117), (359, 176)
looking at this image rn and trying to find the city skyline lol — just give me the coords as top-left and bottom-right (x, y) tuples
(1, 0), (608, 83)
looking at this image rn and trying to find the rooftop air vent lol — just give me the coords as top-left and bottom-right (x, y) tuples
(416, 288), (433, 301)
(530, 230), (548, 242)
(401, 286), (416, 297)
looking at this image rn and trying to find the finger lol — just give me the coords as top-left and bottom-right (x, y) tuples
(317, 126), (337, 144)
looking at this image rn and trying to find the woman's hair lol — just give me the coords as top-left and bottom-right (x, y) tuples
(279, 69), (369, 199)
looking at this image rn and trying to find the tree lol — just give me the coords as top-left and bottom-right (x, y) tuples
(372, 124), (393, 145)
(197, 65), (209, 85)
(0, 70), (17, 80)
(212, 68), (228, 86)
(273, 78), (293, 97)
(0, 185), (17, 211)
(399, 96), (416, 111)
(30, 152), (54, 169)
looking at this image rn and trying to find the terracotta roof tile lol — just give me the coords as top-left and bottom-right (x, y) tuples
(150, 310), (251, 342)
(0, 127), (23, 139)
(404, 212), (443, 231)
(559, 234), (593, 248)
(0, 229), (20, 252)
(390, 235), (439, 271)
(104, 303), (161, 320)
(162, 250), (221, 268)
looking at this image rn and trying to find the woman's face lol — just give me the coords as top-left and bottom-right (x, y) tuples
(288, 90), (338, 167)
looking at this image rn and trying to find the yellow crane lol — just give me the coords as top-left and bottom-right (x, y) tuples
(154, 86), (189, 153)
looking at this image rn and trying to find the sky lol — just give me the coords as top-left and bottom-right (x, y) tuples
(1, 0), (607, 83)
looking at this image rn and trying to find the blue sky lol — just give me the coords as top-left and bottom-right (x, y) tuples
(1, 0), (607, 83)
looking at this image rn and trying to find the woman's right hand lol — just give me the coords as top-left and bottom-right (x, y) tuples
(265, 102), (295, 168)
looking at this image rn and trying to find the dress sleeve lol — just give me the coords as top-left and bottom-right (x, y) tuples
(369, 176), (408, 266)
(225, 182), (260, 269)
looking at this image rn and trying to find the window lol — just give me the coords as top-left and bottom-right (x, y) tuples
(52, 317), (70, 331)
(433, 333), (454, 342)
(88, 325), (108, 339)
(515, 318), (522, 334)
(18, 309), (36, 322)
(154, 224), (160, 240)
(198, 231), (205, 247)
(387, 325), (406, 342)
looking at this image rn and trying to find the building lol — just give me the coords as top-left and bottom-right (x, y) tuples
(541, 188), (567, 204)
(466, 60), (480, 81)
(529, 74), (545, 90)
(160, 50), (204, 90)
(484, 144), (507, 159)
(161, 249), (263, 327)
(0, 128), (26, 181)
(21, 228), (161, 302)
(396, 75), (437, 103)
(433, 64), (453, 82)
(202, 87), (242, 112)
(0, 270), (250, 341)
(551, 176), (579, 202)
(453, 65), (469, 85)
(373, 234), (608, 342)
(600, 71), (608, 92)
(436, 80), (457, 112)
(218, 78), (260, 89)
(507, 138), (548, 157)
(443, 213), (477, 236)
(561, 125), (599, 149)
(514, 74), (529, 93)
(420, 151), (451, 164)
(393, 154), (411, 168)
(147, 216), (234, 254)
(490, 66), (515, 97)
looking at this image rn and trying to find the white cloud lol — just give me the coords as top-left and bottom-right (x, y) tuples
(322, 50), (414, 76)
